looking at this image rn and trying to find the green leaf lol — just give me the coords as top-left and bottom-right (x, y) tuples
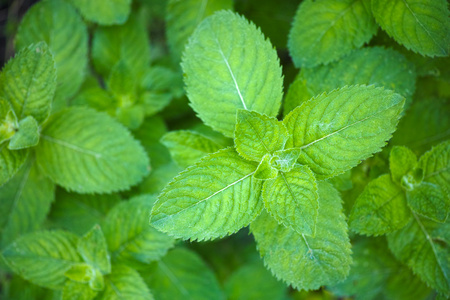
(270, 148), (301, 173)
(390, 146), (418, 185)
(349, 174), (411, 235)
(16, 0), (88, 106)
(0, 100), (17, 144)
(92, 15), (150, 78)
(235, 110), (289, 162)
(182, 11), (283, 137)
(0, 145), (28, 186)
(288, 0), (377, 68)
(254, 154), (278, 180)
(251, 182), (351, 290)
(77, 225), (111, 275)
(161, 130), (223, 168)
(100, 265), (153, 300)
(151, 148), (263, 241)
(419, 140), (450, 195)
(372, 0), (450, 57)
(69, 0), (131, 25)
(48, 190), (121, 235)
(224, 261), (287, 300)
(0, 42), (56, 123)
(107, 61), (137, 108)
(8, 116), (39, 150)
(65, 263), (95, 283)
(263, 165), (318, 236)
(62, 281), (97, 300)
(407, 182), (450, 223)
(2, 230), (81, 289)
(166, 0), (233, 62)
(36, 107), (149, 194)
(143, 248), (225, 300)
(103, 195), (174, 266)
(388, 214), (450, 295)
(283, 85), (404, 179)
(0, 160), (54, 248)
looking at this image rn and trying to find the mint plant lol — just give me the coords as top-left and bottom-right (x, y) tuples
(1, 0), (449, 299)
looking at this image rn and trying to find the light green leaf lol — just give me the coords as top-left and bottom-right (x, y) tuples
(182, 10), (283, 137)
(419, 140), (450, 195)
(0, 42), (56, 123)
(0, 145), (28, 186)
(327, 170), (353, 192)
(107, 61), (137, 108)
(0, 160), (54, 248)
(235, 110), (289, 162)
(151, 148), (263, 241)
(372, 0), (450, 57)
(77, 225), (111, 275)
(138, 162), (182, 195)
(92, 15), (150, 78)
(254, 154), (278, 180)
(143, 248), (225, 300)
(65, 263), (95, 283)
(0, 100), (17, 144)
(388, 214), (450, 295)
(288, 0), (377, 68)
(69, 0), (131, 25)
(62, 281), (97, 300)
(8, 116), (39, 150)
(103, 195), (174, 266)
(161, 130), (223, 168)
(270, 148), (301, 173)
(263, 165), (318, 236)
(2, 230), (81, 289)
(36, 107), (149, 194)
(407, 182), (450, 223)
(282, 73), (311, 117)
(251, 182), (351, 290)
(390, 146), (418, 185)
(166, 0), (233, 62)
(101, 265), (153, 300)
(16, 0), (88, 106)
(349, 174), (411, 235)
(284, 85), (404, 179)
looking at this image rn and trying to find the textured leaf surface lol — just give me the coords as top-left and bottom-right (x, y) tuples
(0, 42), (56, 123)
(69, 0), (131, 25)
(390, 146), (418, 185)
(77, 225), (111, 275)
(143, 248), (225, 300)
(263, 165), (318, 236)
(0, 100), (16, 144)
(161, 130), (223, 168)
(2, 231), (81, 289)
(288, 0), (377, 68)
(407, 182), (449, 223)
(16, 0), (88, 105)
(166, 0), (233, 61)
(284, 85), (404, 179)
(36, 107), (149, 193)
(372, 0), (450, 57)
(349, 174), (410, 235)
(101, 265), (153, 300)
(254, 154), (278, 180)
(0, 160), (54, 248)
(251, 182), (351, 290)
(62, 281), (97, 300)
(419, 140), (450, 196)
(8, 116), (39, 150)
(388, 214), (450, 295)
(182, 11), (283, 137)
(0, 145), (28, 187)
(103, 195), (174, 266)
(235, 110), (288, 162)
(151, 148), (263, 241)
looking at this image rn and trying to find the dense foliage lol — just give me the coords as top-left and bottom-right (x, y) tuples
(0, 0), (449, 299)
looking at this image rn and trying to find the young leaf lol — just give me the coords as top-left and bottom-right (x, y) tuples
(151, 148), (263, 241)
(284, 85), (404, 179)
(65, 263), (96, 283)
(263, 165), (319, 236)
(182, 10), (283, 137)
(418, 140), (450, 195)
(16, 0), (88, 105)
(0, 160), (54, 248)
(102, 195), (174, 266)
(107, 61), (137, 107)
(0, 42), (56, 124)
(143, 248), (225, 300)
(407, 182), (449, 223)
(389, 146), (418, 185)
(0, 100), (17, 144)
(2, 230), (81, 289)
(77, 225), (111, 275)
(388, 214), (450, 295)
(8, 116), (39, 150)
(0, 145), (28, 186)
(235, 110), (289, 162)
(100, 265), (153, 300)
(372, 0), (450, 57)
(36, 107), (149, 194)
(288, 0), (377, 68)
(62, 281), (97, 300)
(349, 174), (411, 235)
(254, 154), (278, 180)
(161, 130), (223, 168)
(270, 148), (301, 173)
(251, 182), (352, 290)
(166, 0), (233, 62)
(69, 0), (131, 25)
